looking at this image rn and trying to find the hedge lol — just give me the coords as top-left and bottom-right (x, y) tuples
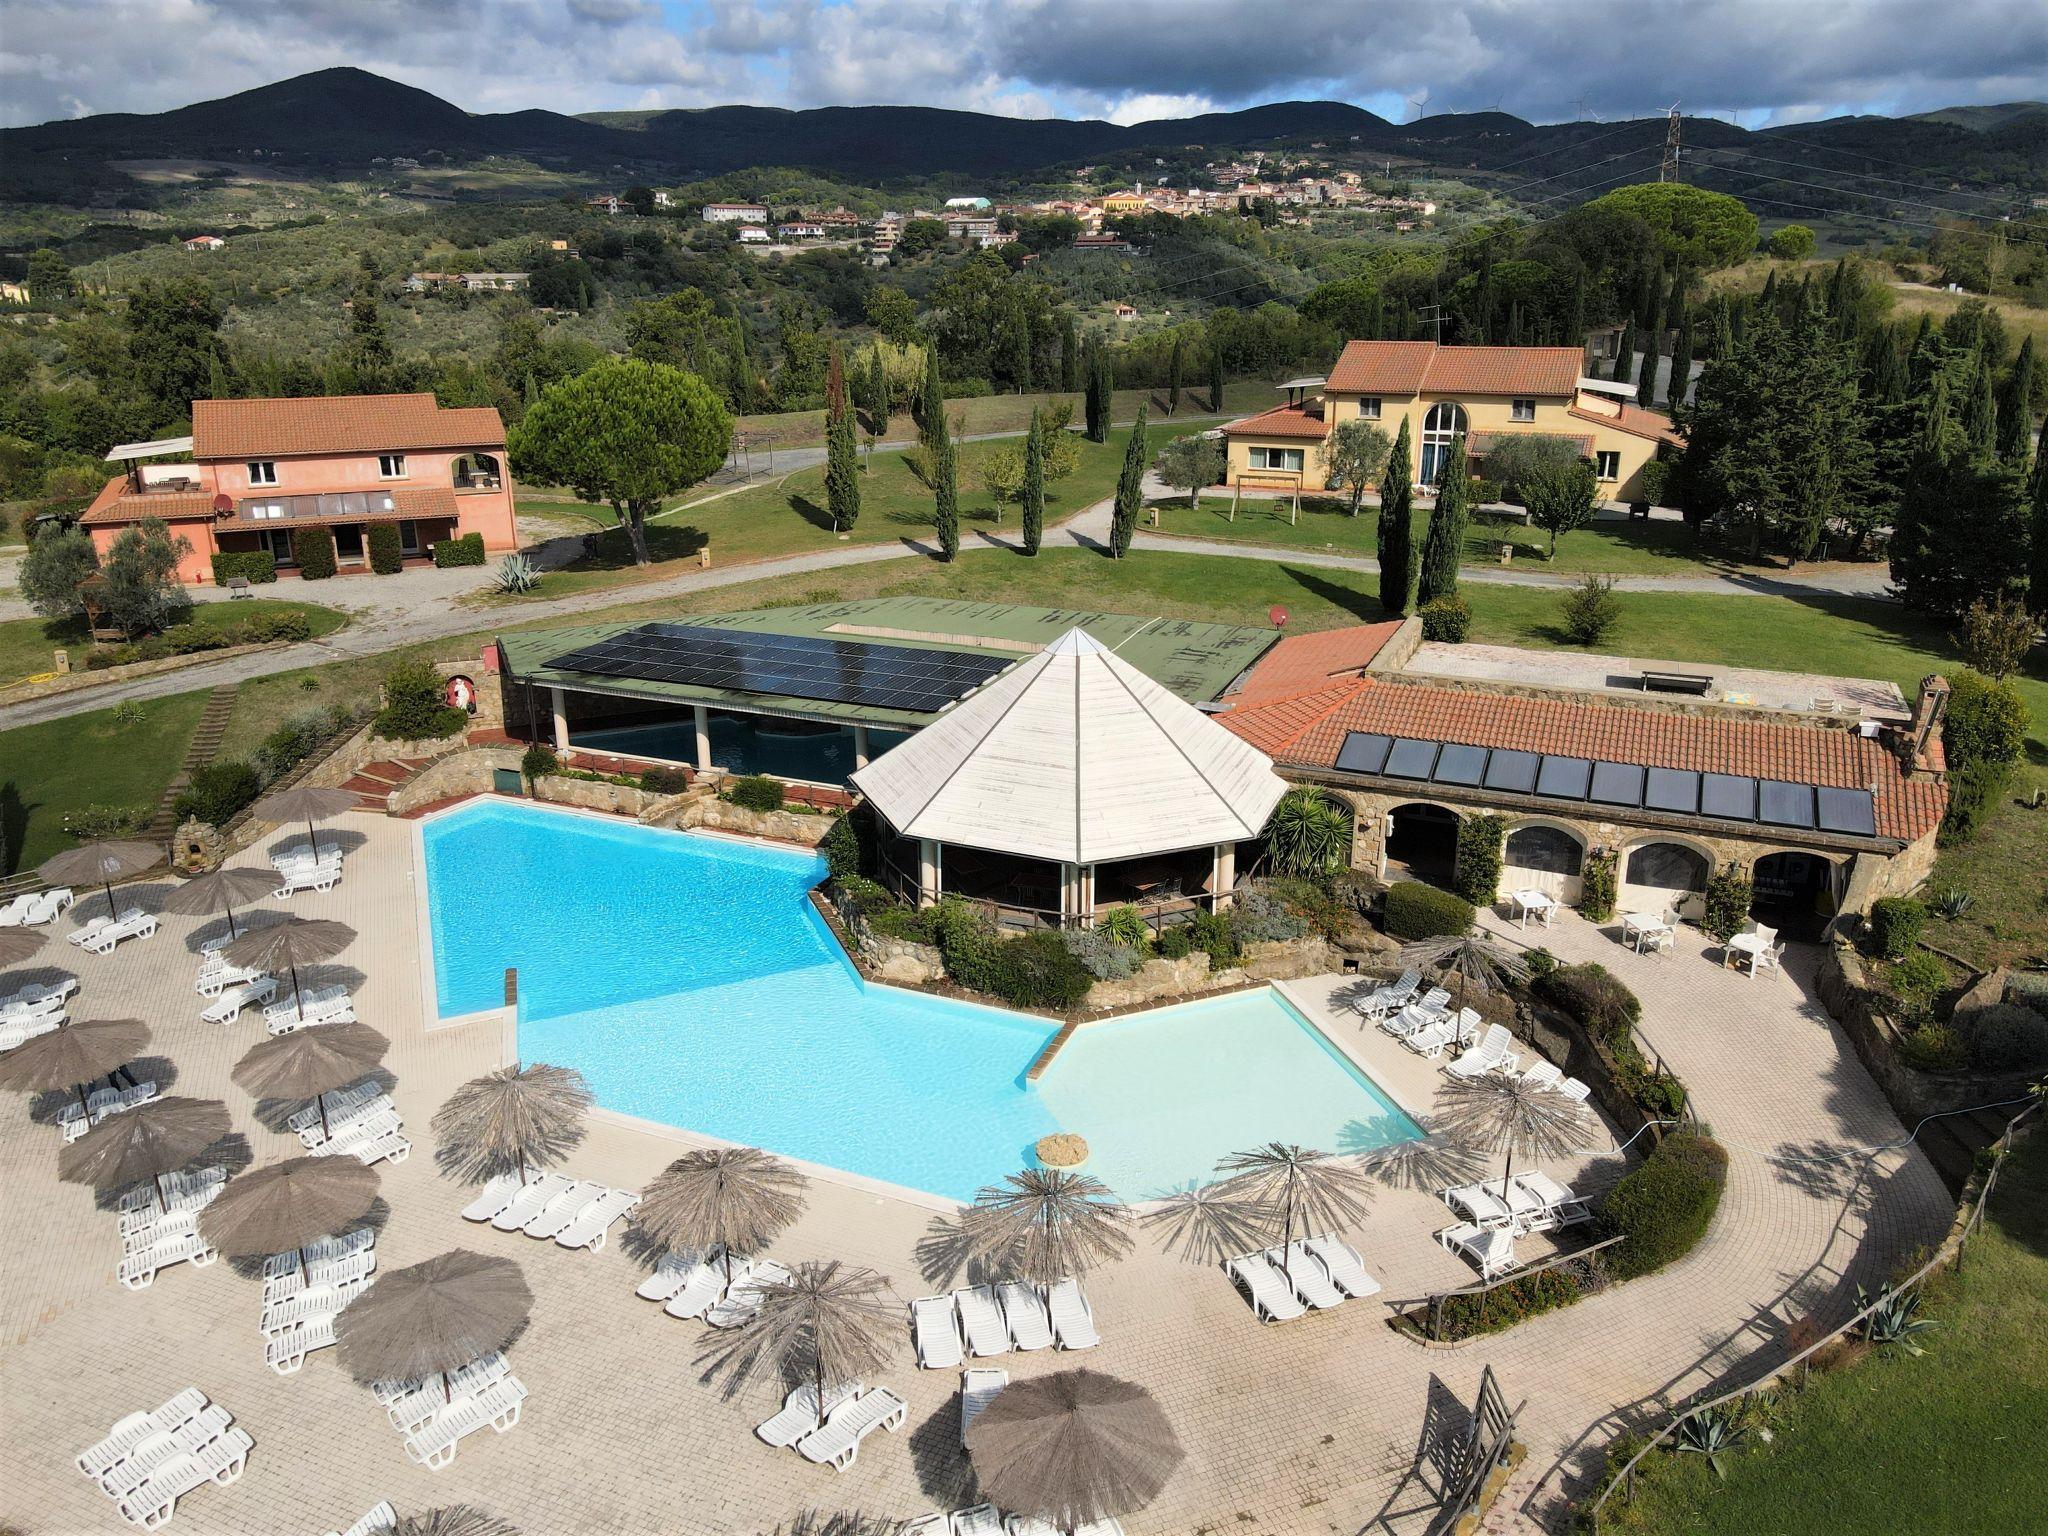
(210, 550), (276, 585)
(374, 658), (466, 740)
(1418, 593), (1471, 642)
(1431, 1261), (1595, 1341)
(726, 774), (785, 812)
(1385, 880), (1474, 939)
(368, 522), (403, 574)
(1597, 1129), (1728, 1280)
(1453, 813), (1506, 906)
(172, 759), (263, 828)
(1866, 896), (1925, 959)
(983, 929), (1096, 1010)
(639, 766), (691, 796)
(295, 528), (337, 580)
(433, 532), (486, 568)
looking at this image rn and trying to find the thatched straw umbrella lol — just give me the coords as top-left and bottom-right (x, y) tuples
(59, 1095), (230, 1212)
(335, 1249), (531, 1401)
(0, 1016), (149, 1118)
(232, 1021), (388, 1139)
(1394, 932), (1533, 1013)
(1433, 1073), (1594, 1205)
(633, 1146), (806, 1285)
(1217, 1143), (1373, 1287)
(1138, 1181), (1272, 1266)
(0, 927), (46, 972)
(251, 785), (360, 862)
(962, 1168), (1133, 1323)
(391, 1509), (519, 1536)
(431, 1063), (591, 1187)
(965, 1368), (1183, 1529)
(158, 865), (277, 940)
(40, 839), (159, 922)
(199, 1155), (377, 1278)
(695, 1259), (898, 1432)
(225, 917), (355, 1021)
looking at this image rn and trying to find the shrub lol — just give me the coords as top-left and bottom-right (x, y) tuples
(1062, 925), (1144, 981)
(1898, 1023), (1968, 1071)
(1098, 904), (1149, 949)
(1418, 593), (1471, 642)
(1938, 758), (2007, 846)
(1700, 864), (1753, 943)
(1963, 1003), (2048, 1071)
(1156, 909), (1239, 967)
(295, 529), (337, 580)
(63, 804), (150, 840)
(1230, 885), (1308, 943)
(433, 532), (487, 568)
(1264, 787), (1351, 876)
(1559, 573), (1622, 645)
(1263, 873), (1348, 941)
(831, 874), (893, 918)
(256, 706), (355, 779)
(209, 550), (276, 585)
(1885, 950), (1949, 1012)
(1432, 1262), (1596, 1340)
(1578, 848), (1618, 923)
(1523, 946), (1559, 981)
(520, 743), (559, 781)
(1942, 669), (2030, 772)
(726, 774), (785, 812)
(1453, 812), (1506, 906)
(1384, 880), (1473, 940)
(1866, 896), (1926, 959)
(928, 897), (999, 991)
(985, 929), (1096, 1009)
(367, 523), (403, 575)
(241, 610), (312, 643)
(375, 659), (465, 741)
(1598, 1130), (1728, 1280)
(1537, 962), (1642, 1042)
(640, 766), (692, 796)
(820, 815), (862, 880)
(172, 759), (262, 828)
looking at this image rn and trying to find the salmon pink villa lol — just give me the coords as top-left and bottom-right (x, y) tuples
(84, 393), (518, 584)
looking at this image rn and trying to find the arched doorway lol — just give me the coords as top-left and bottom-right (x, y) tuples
(1386, 802), (1459, 889)
(1421, 401), (1469, 485)
(1751, 850), (1840, 940)
(1503, 822), (1585, 902)
(1621, 839), (1710, 920)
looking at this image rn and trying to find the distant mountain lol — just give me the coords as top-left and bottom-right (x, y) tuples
(5, 67), (2043, 212)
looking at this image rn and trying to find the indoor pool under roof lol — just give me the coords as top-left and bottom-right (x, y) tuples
(421, 800), (1421, 1202)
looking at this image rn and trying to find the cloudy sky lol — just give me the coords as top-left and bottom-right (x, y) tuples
(4, 0), (2045, 130)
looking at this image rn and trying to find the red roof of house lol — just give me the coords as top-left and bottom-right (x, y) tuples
(1221, 400), (1330, 440)
(1215, 624), (1402, 753)
(192, 394), (505, 460)
(1569, 401), (1684, 446)
(1327, 341), (1584, 399)
(80, 480), (218, 527)
(1219, 676), (1945, 845)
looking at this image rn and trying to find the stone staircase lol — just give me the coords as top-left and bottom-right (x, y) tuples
(146, 684), (238, 840)
(339, 756), (438, 813)
(1914, 1103), (2019, 1197)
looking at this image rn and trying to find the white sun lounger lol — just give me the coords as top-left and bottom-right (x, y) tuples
(195, 957), (264, 997)
(115, 1425), (252, 1529)
(265, 1311), (341, 1374)
(259, 1277), (367, 1337)
(265, 986), (356, 1035)
(0, 1012), (63, 1052)
(201, 976), (277, 1024)
(385, 1355), (511, 1429)
(1519, 1060), (1564, 1092)
(1557, 1076), (1593, 1104)
(1, 886), (72, 926)
(60, 1081), (159, 1143)
(953, 1284), (1010, 1357)
(119, 1224), (219, 1289)
(119, 1165), (225, 1217)
(1514, 1170), (1593, 1228)
(1358, 968), (1421, 1022)
(287, 1083), (387, 1137)
(950, 1505), (1002, 1536)
(70, 910), (130, 947)
(78, 1388), (208, 1478)
(273, 859), (343, 897)
(1439, 1221), (1517, 1281)
(1445, 1024), (1517, 1079)
(1266, 1245), (1346, 1310)
(1, 975), (77, 1013)
(997, 1280), (1054, 1351)
(263, 1248), (376, 1305)
(1442, 1181), (1518, 1231)
(554, 1187), (639, 1251)
(519, 1180), (604, 1240)
(460, 1171), (534, 1224)
(263, 1227), (375, 1282)
(634, 1249), (699, 1302)
(302, 1105), (401, 1154)
(913, 1294), (965, 1369)
(97, 1406), (233, 1497)
(1225, 1253), (1306, 1323)
(666, 1254), (748, 1320)
(757, 1378), (863, 1448)
(959, 1367), (1007, 1445)
(402, 1375), (528, 1470)
(491, 1172), (574, 1231)
(796, 1386), (908, 1471)
(83, 910), (158, 954)
(707, 1258), (793, 1329)
(327, 1502), (398, 1536)
(1403, 1007), (1472, 1058)
(1302, 1234), (1382, 1299)
(1047, 1276), (1100, 1349)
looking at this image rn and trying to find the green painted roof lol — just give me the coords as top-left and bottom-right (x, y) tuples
(498, 597), (1278, 727)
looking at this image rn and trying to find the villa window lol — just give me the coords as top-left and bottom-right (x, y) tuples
(1511, 398), (1536, 422)
(1250, 447), (1305, 472)
(378, 453), (407, 479)
(1626, 841), (1708, 894)
(1596, 450), (1620, 481)
(1357, 397), (1382, 419)
(1420, 401), (1468, 485)
(1506, 825), (1583, 876)
(247, 460), (277, 486)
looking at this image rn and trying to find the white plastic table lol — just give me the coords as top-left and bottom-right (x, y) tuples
(1724, 932), (1766, 971)
(1510, 889), (1557, 928)
(1621, 912), (1674, 953)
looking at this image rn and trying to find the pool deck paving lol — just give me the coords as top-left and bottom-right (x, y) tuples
(0, 814), (1951, 1534)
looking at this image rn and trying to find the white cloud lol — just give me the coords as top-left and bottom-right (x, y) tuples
(1101, 92), (1216, 128)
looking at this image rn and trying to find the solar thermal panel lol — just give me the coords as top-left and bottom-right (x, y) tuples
(1589, 761), (1645, 805)
(1334, 732), (1392, 774)
(1700, 773), (1757, 822)
(1644, 768), (1700, 814)
(1433, 744), (1489, 785)
(1815, 787), (1876, 835)
(1483, 749), (1540, 793)
(1383, 738), (1440, 779)
(1758, 779), (1817, 828)
(1535, 756), (1592, 799)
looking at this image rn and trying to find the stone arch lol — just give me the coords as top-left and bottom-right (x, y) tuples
(1384, 800), (1462, 889)
(1619, 834), (1716, 921)
(1750, 846), (1847, 940)
(1502, 818), (1588, 903)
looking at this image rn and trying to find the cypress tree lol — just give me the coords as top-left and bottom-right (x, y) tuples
(864, 348), (888, 448)
(916, 342), (943, 450)
(2030, 415), (2048, 615)
(1666, 304), (1693, 410)
(1757, 268), (1777, 320)
(1996, 335), (2035, 461)
(1378, 418), (1415, 613)
(824, 344), (860, 531)
(1611, 318), (1635, 383)
(1167, 334), (1184, 415)
(1007, 317), (1032, 394)
(1087, 345), (1113, 442)
(1021, 410), (1045, 556)
(1417, 431), (1469, 606)
(931, 401), (958, 562)
(1109, 406), (1147, 559)
(1062, 313), (1082, 392)
(1963, 349), (1998, 460)
(1637, 279), (1663, 408)
(1207, 343), (1225, 412)
(725, 326), (753, 414)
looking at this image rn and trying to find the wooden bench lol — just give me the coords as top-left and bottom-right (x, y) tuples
(1639, 670), (1713, 696)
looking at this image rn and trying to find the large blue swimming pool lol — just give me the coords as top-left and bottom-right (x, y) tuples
(422, 800), (1420, 1202)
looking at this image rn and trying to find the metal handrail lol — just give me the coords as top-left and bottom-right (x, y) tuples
(1411, 1232), (1629, 1342)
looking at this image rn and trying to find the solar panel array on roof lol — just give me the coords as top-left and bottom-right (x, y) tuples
(543, 622), (1013, 714)
(1327, 732), (1882, 840)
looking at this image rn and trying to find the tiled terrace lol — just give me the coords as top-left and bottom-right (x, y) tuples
(0, 813), (1950, 1534)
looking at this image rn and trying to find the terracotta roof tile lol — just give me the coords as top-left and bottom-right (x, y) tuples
(1221, 401), (1330, 439)
(79, 480), (219, 527)
(1226, 624), (1403, 705)
(1327, 341), (1584, 399)
(192, 394), (505, 460)
(1569, 401), (1684, 446)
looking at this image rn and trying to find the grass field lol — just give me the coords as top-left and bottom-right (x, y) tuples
(1597, 1124), (2048, 1536)
(0, 691), (210, 872)
(0, 599), (348, 690)
(729, 382), (1265, 453)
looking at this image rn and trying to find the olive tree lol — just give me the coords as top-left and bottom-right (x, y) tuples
(18, 524), (99, 622)
(1483, 433), (1587, 506)
(510, 356), (732, 565)
(1524, 457), (1601, 558)
(1326, 418), (1393, 516)
(1156, 434), (1224, 509)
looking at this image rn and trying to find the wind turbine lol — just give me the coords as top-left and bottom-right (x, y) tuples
(1407, 89), (1432, 123)
(1575, 94), (1598, 122)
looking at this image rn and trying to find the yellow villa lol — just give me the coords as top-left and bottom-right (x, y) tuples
(1222, 340), (1682, 502)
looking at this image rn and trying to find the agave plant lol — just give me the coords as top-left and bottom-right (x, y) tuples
(494, 553), (539, 594)
(1674, 1406), (1744, 1479)
(1930, 888), (1973, 920)
(1856, 1284), (1938, 1356)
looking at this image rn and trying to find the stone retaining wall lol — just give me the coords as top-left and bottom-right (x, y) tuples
(0, 642), (273, 706)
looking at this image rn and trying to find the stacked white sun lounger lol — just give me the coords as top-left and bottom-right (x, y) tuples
(77, 1386), (252, 1529)
(0, 885), (72, 926)
(73, 908), (159, 954)
(117, 1171), (227, 1290)
(264, 986), (357, 1035)
(301, 1100), (410, 1167)
(195, 953), (267, 998)
(272, 851), (344, 897)
(377, 1354), (527, 1470)
(635, 1247), (750, 1320)
(795, 1385), (909, 1471)
(200, 976), (278, 1024)
(1225, 1233), (1381, 1322)
(58, 1080), (159, 1142)
(464, 1170), (642, 1253)
(262, 1230), (379, 1375)
(1, 975), (77, 1014)
(707, 1258), (794, 1329)
(757, 1379), (865, 1448)
(0, 1006), (64, 1052)
(287, 1082), (388, 1138)
(323, 1501), (397, 1536)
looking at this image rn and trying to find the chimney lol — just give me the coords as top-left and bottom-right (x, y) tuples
(1897, 674), (1949, 781)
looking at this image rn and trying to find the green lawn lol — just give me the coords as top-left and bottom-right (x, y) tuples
(728, 381), (1264, 453)
(0, 691), (210, 871)
(1147, 495), (1837, 577)
(0, 599), (349, 689)
(1596, 1124), (2048, 1535)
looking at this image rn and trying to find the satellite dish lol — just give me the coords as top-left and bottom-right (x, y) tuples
(1269, 605), (1289, 629)
(211, 493), (234, 517)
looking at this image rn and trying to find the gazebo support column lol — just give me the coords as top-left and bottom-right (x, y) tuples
(852, 725), (870, 770)
(1059, 861), (1082, 928)
(1212, 842), (1237, 911)
(917, 838), (940, 907)
(549, 688), (569, 752)
(692, 705), (712, 774)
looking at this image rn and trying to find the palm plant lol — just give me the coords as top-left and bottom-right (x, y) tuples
(633, 1146), (807, 1285)
(962, 1168), (1133, 1301)
(695, 1259), (898, 1431)
(431, 1062), (591, 1186)
(1432, 1073), (1593, 1206)
(1264, 788), (1351, 877)
(1216, 1143), (1373, 1286)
